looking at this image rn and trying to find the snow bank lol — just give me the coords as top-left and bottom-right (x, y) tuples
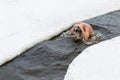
(0, 0), (120, 66)
(64, 36), (120, 80)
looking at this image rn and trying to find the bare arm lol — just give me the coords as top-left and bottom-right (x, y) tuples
(79, 25), (89, 40)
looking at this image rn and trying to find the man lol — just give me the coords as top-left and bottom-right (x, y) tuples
(70, 22), (95, 41)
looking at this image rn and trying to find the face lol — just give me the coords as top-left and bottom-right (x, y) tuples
(74, 26), (81, 33)
(70, 25), (82, 35)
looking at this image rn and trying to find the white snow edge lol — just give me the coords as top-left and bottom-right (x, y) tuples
(64, 36), (120, 80)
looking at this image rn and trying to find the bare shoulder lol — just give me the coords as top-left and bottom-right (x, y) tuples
(81, 22), (92, 28)
(74, 21), (90, 25)
(73, 21), (93, 29)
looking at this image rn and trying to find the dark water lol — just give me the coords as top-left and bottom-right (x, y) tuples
(0, 11), (120, 80)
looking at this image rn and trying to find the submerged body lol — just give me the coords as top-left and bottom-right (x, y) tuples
(61, 22), (100, 45)
(70, 22), (95, 41)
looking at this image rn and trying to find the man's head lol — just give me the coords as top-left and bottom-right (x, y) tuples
(69, 24), (83, 41)
(74, 26), (82, 34)
(70, 25), (82, 35)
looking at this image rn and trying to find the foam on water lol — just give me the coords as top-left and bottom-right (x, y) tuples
(61, 30), (101, 45)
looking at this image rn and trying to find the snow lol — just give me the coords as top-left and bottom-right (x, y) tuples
(0, 0), (120, 66)
(64, 36), (120, 80)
